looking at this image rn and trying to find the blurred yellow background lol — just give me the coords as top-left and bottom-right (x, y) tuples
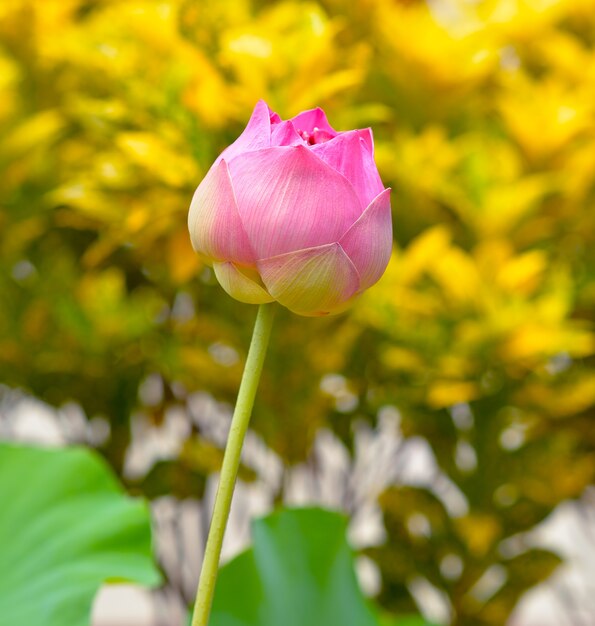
(1, 0), (594, 624)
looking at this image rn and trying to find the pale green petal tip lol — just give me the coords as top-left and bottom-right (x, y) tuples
(258, 243), (361, 316)
(288, 292), (362, 317)
(214, 262), (274, 305)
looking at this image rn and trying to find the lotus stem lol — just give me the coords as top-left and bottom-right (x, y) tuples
(191, 302), (275, 626)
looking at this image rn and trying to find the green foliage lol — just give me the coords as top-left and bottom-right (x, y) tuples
(210, 508), (430, 626)
(368, 487), (562, 626)
(0, 443), (161, 626)
(381, 618), (438, 626)
(1, 0), (594, 624)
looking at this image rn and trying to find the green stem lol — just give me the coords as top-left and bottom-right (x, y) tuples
(191, 302), (275, 626)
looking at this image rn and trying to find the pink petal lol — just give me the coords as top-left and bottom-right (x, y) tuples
(290, 107), (337, 136)
(228, 145), (362, 259)
(358, 127), (374, 153)
(270, 120), (305, 147)
(216, 101), (274, 164)
(213, 262), (274, 304)
(339, 188), (392, 289)
(310, 129), (384, 209)
(188, 160), (256, 265)
(258, 243), (360, 316)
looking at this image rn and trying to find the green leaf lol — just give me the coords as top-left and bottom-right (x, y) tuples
(210, 507), (379, 626)
(209, 507), (430, 626)
(0, 443), (161, 626)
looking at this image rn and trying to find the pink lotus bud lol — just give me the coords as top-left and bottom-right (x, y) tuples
(188, 101), (392, 316)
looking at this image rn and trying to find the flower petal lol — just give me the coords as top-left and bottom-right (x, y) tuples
(290, 107), (337, 136)
(213, 262), (274, 304)
(258, 243), (360, 316)
(270, 120), (304, 147)
(216, 101), (274, 164)
(340, 188), (392, 289)
(188, 160), (256, 265)
(229, 145), (362, 259)
(310, 129), (384, 209)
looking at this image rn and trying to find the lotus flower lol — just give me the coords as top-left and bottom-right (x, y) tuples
(188, 101), (392, 316)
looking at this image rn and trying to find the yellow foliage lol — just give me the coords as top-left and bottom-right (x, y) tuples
(399, 226), (453, 286)
(496, 251), (547, 294)
(499, 73), (594, 160)
(2, 110), (65, 159)
(167, 228), (202, 284)
(116, 131), (199, 188)
(521, 375), (595, 418)
(427, 381), (480, 408)
(455, 514), (502, 557)
(374, 0), (498, 91)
